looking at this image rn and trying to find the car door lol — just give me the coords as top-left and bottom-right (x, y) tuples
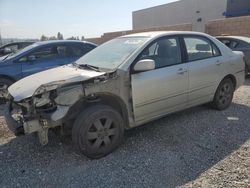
(19, 45), (76, 78)
(183, 35), (223, 106)
(131, 36), (188, 125)
(231, 40), (250, 70)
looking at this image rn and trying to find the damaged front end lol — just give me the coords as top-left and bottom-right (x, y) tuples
(5, 80), (87, 145)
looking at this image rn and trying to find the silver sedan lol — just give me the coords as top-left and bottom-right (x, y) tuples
(6, 31), (245, 158)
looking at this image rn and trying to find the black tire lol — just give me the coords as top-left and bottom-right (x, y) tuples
(246, 66), (250, 77)
(72, 105), (124, 159)
(0, 78), (14, 104)
(212, 78), (235, 111)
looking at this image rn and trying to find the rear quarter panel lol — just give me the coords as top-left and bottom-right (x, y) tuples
(211, 37), (245, 90)
(230, 51), (246, 89)
(241, 49), (250, 70)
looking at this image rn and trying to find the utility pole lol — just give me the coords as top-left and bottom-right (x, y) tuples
(0, 28), (2, 46)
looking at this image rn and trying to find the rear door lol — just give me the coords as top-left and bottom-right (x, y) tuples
(131, 36), (189, 124)
(230, 40), (250, 71)
(183, 35), (223, 106)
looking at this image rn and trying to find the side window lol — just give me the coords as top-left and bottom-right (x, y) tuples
(230, 41), (239, 49)
(18, 43), (30, 49)
(221, 39), (231, 48)
(212, 43), (221, 56)
(19, 46), (60, 62)
(6, 44), (18, 52)
(57, 45), (77, 57)
(62, 44), (95, 57)
(80, 44), (96, 56)
(139, 37), (182, 69)
(236, 41), (249, 49)
(70, 45), (83, 56)
(184, 37), (220, 61)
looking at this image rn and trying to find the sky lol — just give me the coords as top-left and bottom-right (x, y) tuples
(0, 0), (178, 39)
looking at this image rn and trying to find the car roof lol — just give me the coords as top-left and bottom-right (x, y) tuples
(216, 36), (250, 43)
(34, 40), (96, 46)
(119, 31), (211, 39)
(0, 41), (34, 48)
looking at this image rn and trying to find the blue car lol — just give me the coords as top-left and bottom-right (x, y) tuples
(0, 40), (97, 98)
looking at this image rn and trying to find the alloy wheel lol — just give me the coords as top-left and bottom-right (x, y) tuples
(86, 117), (118, 150)
(218, 82), (232, 106)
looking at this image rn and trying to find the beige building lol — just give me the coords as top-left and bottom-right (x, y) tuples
(86, 0), (250, 44)
(133, 0), (228, 32)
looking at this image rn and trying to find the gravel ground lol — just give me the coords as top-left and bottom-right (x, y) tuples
(0, 78), (249, 188)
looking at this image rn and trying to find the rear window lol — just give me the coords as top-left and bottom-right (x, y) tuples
(184, 36), (221, 61)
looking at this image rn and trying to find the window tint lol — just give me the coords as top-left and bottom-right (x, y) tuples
(19, 45), (82, 62)
(6, 44), (18, 52)
(236, 41), (249, 48)
(64, 44), (95, 57)
(139, 37), (182, 69)
(220, 39), (231, 48)
(184, 37), (219, 61)
(18, 43), (31, 49)
(78, 44), (95, 56)
(230, 41), (239, 48)
(19, 46), (54, 62)
(212, 43), (221, 56)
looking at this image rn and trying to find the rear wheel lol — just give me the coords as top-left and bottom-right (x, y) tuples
(72, 105), (124, 159)
(212, 78), (235, 110)
(0, 78), (14, 104)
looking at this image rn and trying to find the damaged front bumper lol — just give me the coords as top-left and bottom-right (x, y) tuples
(5, 102), (25, 136)
(5, 83), (84, 145)
(5, 100), (70, 145)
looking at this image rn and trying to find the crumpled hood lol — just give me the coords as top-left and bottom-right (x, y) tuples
(8, 65), (106, 101)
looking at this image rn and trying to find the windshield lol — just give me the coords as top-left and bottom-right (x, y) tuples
(237, 37), (250, 44)
(6, 43), (39, 59)
(76, 37), (149, 70)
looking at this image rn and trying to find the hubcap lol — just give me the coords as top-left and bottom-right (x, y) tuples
(86, 117), (118, 149)
(218, 83), (231, 105)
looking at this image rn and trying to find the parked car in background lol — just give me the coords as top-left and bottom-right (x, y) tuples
(0, 40), (97, 99)
(217, 36), (250, 74)
(0, 42), (34, 57)
(6, 31), (245, 159)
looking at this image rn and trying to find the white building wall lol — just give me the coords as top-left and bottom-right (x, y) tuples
(133, 0), (228, 32)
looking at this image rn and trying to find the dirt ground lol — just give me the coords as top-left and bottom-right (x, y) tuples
(0, 79), (249, 188)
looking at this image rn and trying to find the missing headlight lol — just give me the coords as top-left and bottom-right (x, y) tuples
(36, 102), (57, 113)
(34, 90), (58, 113)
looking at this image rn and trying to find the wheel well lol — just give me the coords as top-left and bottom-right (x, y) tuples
(63, 94), (129, 129)
(223, 74), (237, 89)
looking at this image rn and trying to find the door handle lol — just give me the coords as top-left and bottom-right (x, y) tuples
(177, 68), (187, 75)
(216, 60), (222, 66)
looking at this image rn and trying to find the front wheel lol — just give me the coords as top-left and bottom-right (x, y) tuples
(212, 78), (235, 111)
(72, 105), (124, 159)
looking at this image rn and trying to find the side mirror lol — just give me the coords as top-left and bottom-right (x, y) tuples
(134, 59), (155, 72)
(4, 47), (12, 54)
(27, 55), (36, 62)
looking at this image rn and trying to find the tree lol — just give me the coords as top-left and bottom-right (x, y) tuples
(57, 32), (63, 40)
(67, 36), (78, 40)
(40, 35), (48, 41)
(49, 36), (57, 40)
(81, 36), (85, 41)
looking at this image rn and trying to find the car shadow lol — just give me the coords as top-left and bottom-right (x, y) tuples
(0, 104), (7, 116)
(0, 101), (249, 187)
